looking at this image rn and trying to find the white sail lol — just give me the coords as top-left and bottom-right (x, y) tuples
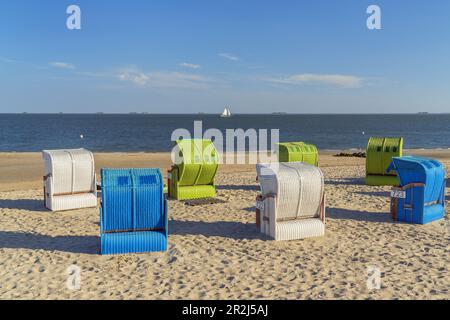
(221, 107), (232, 117)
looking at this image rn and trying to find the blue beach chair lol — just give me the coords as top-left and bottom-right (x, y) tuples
(388, 156), (446, 224)
(100, 168), (168, 254)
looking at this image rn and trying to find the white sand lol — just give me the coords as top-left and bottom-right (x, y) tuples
(0, 154), (449, 299)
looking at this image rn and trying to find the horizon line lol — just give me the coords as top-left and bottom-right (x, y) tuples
(0, 112), (447, 115)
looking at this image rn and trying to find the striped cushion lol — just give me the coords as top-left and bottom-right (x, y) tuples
(101, 231), (167, 254)
(47, 193), (97, 211)
(275, 219), (325, 241)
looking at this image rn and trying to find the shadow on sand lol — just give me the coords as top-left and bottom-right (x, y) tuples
(325, 178), (365, 186)
(327, 207), (392, 223)
(0, 231), (99, 254)
(216, 185), (260, 191)
(353, 191), (390, 197)
(0, 199), (48, 212)
(169, 220), (264, 240)
(242, 206), (256, 213)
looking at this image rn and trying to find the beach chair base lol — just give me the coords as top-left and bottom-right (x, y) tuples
(46, 193), (98, 212)
(274, 219), (325, 241)
(170, 185), (216, 200)
(397, 204), (444, 224)
(365, 174), (399, 186)
(101, 231), (167, 255)
(391, 185), (445, 225)
(392, 201), (445, 225)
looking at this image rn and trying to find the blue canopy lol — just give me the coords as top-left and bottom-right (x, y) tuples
(100, 168), (167, 254)
(387, 156), (445, 203)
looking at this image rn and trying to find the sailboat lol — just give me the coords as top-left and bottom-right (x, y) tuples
(220, 107), (232, 118)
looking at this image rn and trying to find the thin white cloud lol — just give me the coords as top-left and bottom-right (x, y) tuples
(117, 68), (149, 86)
(179, 62), (201, 69)
(267, 73), (364, 88)
(219, 53), (239, 61)
(116, 67), (211, 89)
(49, 62), (76, 69)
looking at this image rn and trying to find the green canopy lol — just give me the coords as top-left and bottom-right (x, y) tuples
(365, 137), (403, 186)
(276, 142), (319, 166)
(168, 139), (219, 200)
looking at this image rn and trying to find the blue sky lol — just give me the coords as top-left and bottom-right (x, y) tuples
(1, 0), (449, 113)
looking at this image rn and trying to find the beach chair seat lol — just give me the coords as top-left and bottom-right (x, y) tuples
(256, 162), (325, 241)
(168, 139), (219, 200)
(100, 168), (168, 255)
(173, 184), (216, 200)
(365, 137), (403, 186)
(275, 219), (325, 241)
(101, 230), (168, 255)
(388, 156), (445, 224)
(42, 149), (97, 211)
(276, 142), (319, 166)
(49, 193), (98, 212)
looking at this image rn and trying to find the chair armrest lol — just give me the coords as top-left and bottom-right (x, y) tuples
(257, 193), (276, 200)
(43, 174), (53, 198)
(256, 194), (276, 237)
(164, 198), (169, 238)
(398, 182), (425, 190)
(320, 194), (326, 223)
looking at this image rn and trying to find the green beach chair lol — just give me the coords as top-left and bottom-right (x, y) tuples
(168, 139), (219, 200)
(276, 142), (319, 166)
(365, 137), (403, 186)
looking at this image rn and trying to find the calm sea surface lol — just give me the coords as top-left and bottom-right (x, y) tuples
(0, 114), (449, 152)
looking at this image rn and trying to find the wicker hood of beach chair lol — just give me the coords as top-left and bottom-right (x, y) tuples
(276, 142), (319, 166)
(365, 137), (403, 186)
(168, 139), (219, 200)
(256, 162), (325, 241)
(42, 148), (97, 211)
(388, 156), (446, 224)
(100, 168), (168, 254)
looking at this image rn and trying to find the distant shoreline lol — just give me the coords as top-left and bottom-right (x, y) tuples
(2, 113), (450, 115)
(2, 148), (450, 154)
(1, 148), (450, 155)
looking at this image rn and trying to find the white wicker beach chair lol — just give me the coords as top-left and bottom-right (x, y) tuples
(42, 149), (97, 211)
(256, 162), (325, 240)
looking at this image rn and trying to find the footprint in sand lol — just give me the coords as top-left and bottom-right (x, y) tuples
(167, 244), (180, 264)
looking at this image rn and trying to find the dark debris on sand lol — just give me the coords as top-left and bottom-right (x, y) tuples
(334, 152), (366, 158)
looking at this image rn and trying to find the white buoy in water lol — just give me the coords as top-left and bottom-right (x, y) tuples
(362, 131), (365, 135)
(80, 134), (84, 139)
